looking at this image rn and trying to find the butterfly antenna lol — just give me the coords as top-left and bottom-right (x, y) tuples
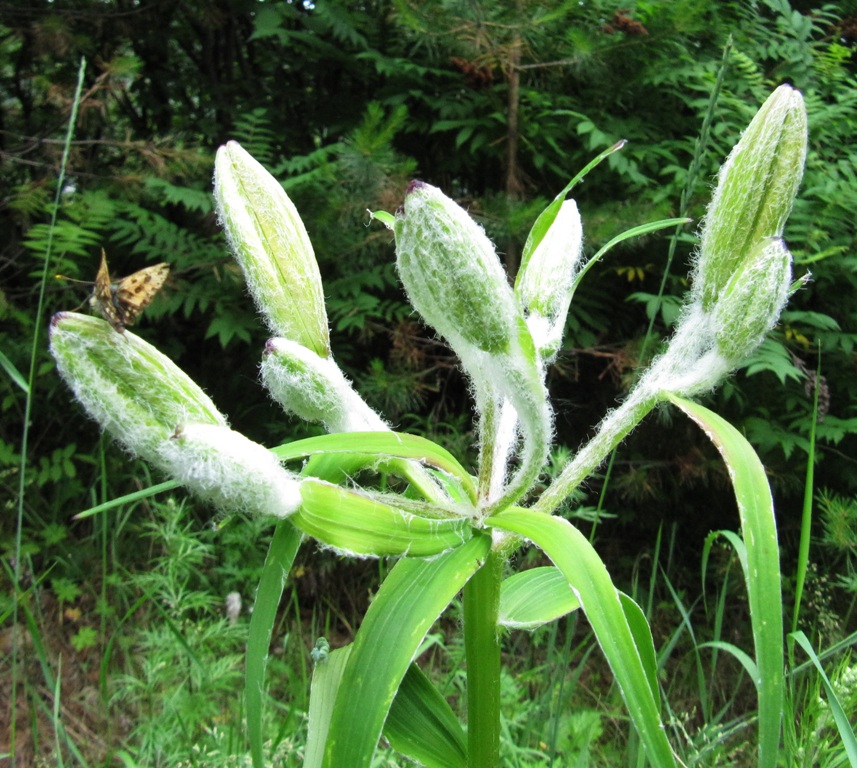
(55, 273), (92, 285)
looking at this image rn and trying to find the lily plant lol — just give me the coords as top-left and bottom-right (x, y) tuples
(51, 85), (807, 768)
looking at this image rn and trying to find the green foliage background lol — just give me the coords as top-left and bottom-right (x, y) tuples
(2, 1), (857, 761)
(5, 0), (855, 543)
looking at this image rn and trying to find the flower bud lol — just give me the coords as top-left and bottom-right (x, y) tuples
(260, 338), (387, 433)
(515, 199), (584, 359)
(49, 313), (226, 468)
(695, 85), (807, 310)
(214, 141), (329, 356)
(713, 237), (792, 365)
(159, 423), (302, 518)
(394, 181), (520, 355)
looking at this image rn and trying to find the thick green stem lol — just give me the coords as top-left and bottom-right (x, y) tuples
(483, 356), (550, 514)
(463, 548), (504, 767)
(532, 390), (657, 515)
(476, 382), (500, 502)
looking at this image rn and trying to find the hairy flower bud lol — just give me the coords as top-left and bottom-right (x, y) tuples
(695, 85), (807, 310)
(516, 199), (584, 359)
(713, 237), (792, 365)
(635, 87), (806, 401)
(50, 313), (226, 467)
(394, 181), (520, 355)
(260, 338), (387, 433)
(159, 423), (302, 518)
(214, 141), (329, 356)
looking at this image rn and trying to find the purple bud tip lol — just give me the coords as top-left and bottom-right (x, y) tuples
(263, 339), (277, 356)
(398, 180), (428, 216)
(50, 312), (67, 328)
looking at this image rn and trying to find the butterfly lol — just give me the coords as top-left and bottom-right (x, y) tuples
(88, 250), (170, 332)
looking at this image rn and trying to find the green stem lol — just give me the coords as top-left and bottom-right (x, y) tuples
(532, 390), (657, 515)
(483, 356), (550, 514)
(476, 388), (500, 503)
(463, 548), (503, 767)
(790, 343), (820, 647)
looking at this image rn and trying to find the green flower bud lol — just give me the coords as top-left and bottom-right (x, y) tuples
(515, 199), (583, 359)
(638, 239), (792, 400)
(160, 423), (302, 518)
(214, 141), (329, 356)
(260, 338), (387, 433)
(695, 85), (807, 310)
(394, 181), (520, 355)
(49, 312), (226, 468)
(713, 237), (791, 365)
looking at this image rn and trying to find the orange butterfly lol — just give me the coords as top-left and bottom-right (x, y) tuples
(88, 250), (170, 332)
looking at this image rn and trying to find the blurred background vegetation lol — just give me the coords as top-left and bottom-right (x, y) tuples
(2, 0), (857, 765)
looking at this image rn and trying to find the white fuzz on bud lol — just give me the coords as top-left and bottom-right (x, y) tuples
(693, 85), (806, 311)
(214, 141), (330, 356)
(516, 199), (584, 360)
(49, 313), (227, 469)
(159, 423), (302, 518)
(635, 86), (807, 400)
(394, 181), (520, 356)
(713, 237), (792, 366)
(260, 338), (387, 433)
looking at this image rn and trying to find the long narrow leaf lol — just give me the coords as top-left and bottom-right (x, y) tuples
(272, 430), (476, 499)
(323, 534), (491, 767)
(247, 520), (303, 768)
(618, 591), (660, 705)
(487, 509), (675, 766)
(572, 218), (692, 290)
(72, 480), (180, 520)
(699, 640), (758, 681)
(498, 566), (580, 630)
(666, 395), (783, 768)
(384, 662), (468, 768)
(791, 630), (857, 766)
(0, 347), (29, 393)
(305, 646), (353, 768)
(519, 140), (627, 270)
(297, 479), (472, 557)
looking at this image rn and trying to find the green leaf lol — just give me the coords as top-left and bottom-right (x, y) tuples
(498, 566), (580, 630)
(486, 509), (675, 767)
(72, 480), (180, 520)
(572, 217), (692, 291)
(305, 646), (353, 768)
(618, 591), (660, 705)
(699, 639), (758, 681)
(791, 630), (857, 766)
(666, 394), (783, 768)
(296, 479), (473, 558)
(323, 533), (491, 767)
(247, 520), (303, 768)
(519, 140), (627, 275)
(369, 210), (395, 228)
(740, 338), (803, 383)
(384, 663), (467, 768)
(273, 430), (477, 502)
(0, 347), (28, 393)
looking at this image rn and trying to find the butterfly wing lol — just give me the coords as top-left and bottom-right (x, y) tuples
(114, 263), (171, 328)
(90, 250), (125, 331)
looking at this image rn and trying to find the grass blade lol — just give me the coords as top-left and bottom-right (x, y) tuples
(246, 520), (303, 768)
(666, 394), (783, 768)
(791, 630), (857, 766)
